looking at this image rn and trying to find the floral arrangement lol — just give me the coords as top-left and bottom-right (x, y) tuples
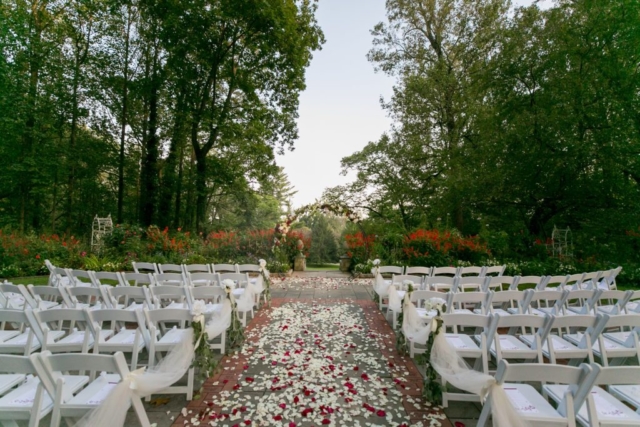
(222, 279), (245, 352)
(372, 259), (381, 303)
(191, 300), (217, 383)
(416, 298), (447, 405)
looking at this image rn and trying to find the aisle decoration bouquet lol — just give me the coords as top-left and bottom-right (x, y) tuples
(222, 279), (245, 352)
(394, 281), (415, 355)
(259, 259), (272, 307)
(191, 300), (217, 382)
(416, 297), (446, 404)
(372, 259), (381, 303)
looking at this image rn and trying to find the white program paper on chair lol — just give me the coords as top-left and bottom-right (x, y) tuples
(544, 364), (640, 427)
(478, 360), (595, 427)
(0, 354), (52, 427)
(143, 309), (195, 401)
(34, 351), (151, 427)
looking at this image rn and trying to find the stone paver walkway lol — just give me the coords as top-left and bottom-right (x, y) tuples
(125, 274), (476, 427)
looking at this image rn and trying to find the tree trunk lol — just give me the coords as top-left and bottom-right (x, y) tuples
(140, 53), (160, 226)
(194, 147), (208, 232)
(159, 90), (186, 227)
(117, 5), (132, 224)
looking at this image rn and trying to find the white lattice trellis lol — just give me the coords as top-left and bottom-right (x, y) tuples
(91, 214), (113, 250)
(552, 226), (573, 258)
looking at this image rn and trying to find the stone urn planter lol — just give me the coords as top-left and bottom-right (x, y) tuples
(339, 255), (352, 272)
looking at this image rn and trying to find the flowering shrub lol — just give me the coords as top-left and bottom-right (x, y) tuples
(345, 232), (375, 267)
(400, 229), (490, 266)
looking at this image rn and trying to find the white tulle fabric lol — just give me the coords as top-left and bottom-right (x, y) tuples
(373, 272), (390, 299)
(235, 282), (256, 312)
(402, 296), (528, 427)
(388, 285), (402, 313)
(75, 305), (232, 427)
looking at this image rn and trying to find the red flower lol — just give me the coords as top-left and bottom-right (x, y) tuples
(322, 419), (331, 425)
(376, 410), (386, 417)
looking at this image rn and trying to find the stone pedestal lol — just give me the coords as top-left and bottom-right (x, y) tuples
(294, 255), (306, 271)
(339, 256), (352, 272)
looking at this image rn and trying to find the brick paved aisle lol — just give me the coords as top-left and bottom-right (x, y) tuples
(169, 276), (452, 427)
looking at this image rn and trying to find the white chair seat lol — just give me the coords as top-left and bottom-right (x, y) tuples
(445, 334), (481, 357)
(603, 331), (633, 346)
(609, 385), (640, 412)
(125, 303), (145, 311)
(545, 384), (640, 425)
(503, 383), (566, 421)
(3, 330), (65, 352)
(164, 301), (187, 309)
(597, 305), (621, 315)
(0, 331), (20, 343)
(0, 376), (52, 414)
(191, 280), (213, 286)
(626, 302), (639, 312)
(491, 308), (512, 316)
(157, 327), (190, 348)
(0, 375), (27, 396)
(452, 308), (474, 315)
(521, 334), (585, 358)
(39, 301), (59, 310)
(531, 308), (554, 316)
(99, 329), (142, 348)
(66, 373), (120, 407)
(490, 335), (535, 355)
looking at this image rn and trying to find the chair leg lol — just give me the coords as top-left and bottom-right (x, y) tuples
(477, 393), (492, 427)
(187, 367), (194, 401)
(131, 395), (151, 427)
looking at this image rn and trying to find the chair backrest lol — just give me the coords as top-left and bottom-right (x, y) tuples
(158, 263), (183, 274)
(442, 312), (491, 330)
(107, 285), (151, 308)
(28, 284), (73, 308)
(424, 276), (458, 292)
(591, 364), (640, 386)
(456, 276), (487, 292)
(458, 266), (484, 276)
(86, 308), (149, 347)
(595, 290), (633, 313)
(410, 290), (448, 308)
(153, 273), (186, 287)
(237, 264), (260, 273)
(66, 269), (94, 287)
(510, 275), (542, 290)
(144, 308), (194, 330)
(548, 314), (604, 350)
(483, 276), (517, 292)
(183, 264), (211, 274)
(149, 286), (188, 308)
(132, 262), (158, 274)
(119, 272), (154, 287)
(447, 291), (490, 314)
(391, 275), (423, 289)
(219, 273), (249, 287)
(567, 289), (602, 313)
(189, 286), (226, 305)
(483, 265), (505, 276)
(65, 285), (107, 308)
(90, 271), (121, 287)
(431, 266), (459, 277)
(0, 283), (36, 308)
(540, 275), (569, 290)
(525, 289), (570, 314)
(378, 266), (404, 275)
(404, 266), (431, 276)
(212, 264), (238, 274)
(187, 273), (218, 287)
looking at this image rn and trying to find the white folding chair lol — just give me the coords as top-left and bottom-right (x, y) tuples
(50, 267), (72, 288)
(212, 264), (238, 274)
(45, 259), (58, 287)
(183, 264), (212, 275)
(606, 366), (640, 418)
(187, 287), (227, 353)
(0, 354), (52, 427)
(573, 271), (603, 290)
(528, 314), (605, 366)
(523, 290), (570, 316)
(106, 285), (152, 310)
(431, 266), (459, 277)
(591, 314), (640, 367)
(404, 266), (431, 277)
(0, 310), (49, 355)
(479, 290), (528, 316)
(378, 266), (404, 276)
(132, 262), (158, 275)
(425, 276), (458, 292)
(440, 313), (492, 407)
(237, 264), (260, 273)
(158, 263), (183, 274)
(456, 276), (487, 292)
(391, 275), (422, 290)
(407, 290), (448, 357)
(623, 290), (640, 314)
(143, 309), (195, 400)
(0, 283), (29, 310)
(566, 290), (603, 315)
(149, 286), (190, 310)
(65, 269), (94, 288)
(90, 271), (121, 288)
(486, 314), (553, 364)
(511, 275), (543, 291)
(447, 291), (489, 315)
(483, 276), (518, 292)
(597, 267), (621, 291)
(478, 360), (595, 427)
(29, 308), (112, 354)
(153, 272), (186, 287)
(483, 265), (505, 277)
(458, 266), (484, 277)
(64, 285), (110, 310)
(35, 351), (151, 427)
(119, 272), (155, 287)
(544, 364), (640, 426)
(186, 272), (218, 287)
(541, 275), (570, 291)
(86, 308), (149, 370)
(27, 285), (71, 310)
(595, 290), (633, 315)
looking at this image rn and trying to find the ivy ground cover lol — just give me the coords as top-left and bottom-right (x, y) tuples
(174, 298), (449, 427)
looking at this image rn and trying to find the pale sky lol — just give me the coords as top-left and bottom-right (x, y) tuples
(276, 0), (553, 208)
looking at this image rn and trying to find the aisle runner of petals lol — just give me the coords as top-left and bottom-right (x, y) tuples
(175, 301), (447, 427)
(271, 277), (372, 290)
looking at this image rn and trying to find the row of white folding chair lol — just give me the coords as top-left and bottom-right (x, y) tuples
(132, 261), (261, 275)
(0, 351), (152, 427)
(478, 361), (640, 427)
(377, 265), (506, 277)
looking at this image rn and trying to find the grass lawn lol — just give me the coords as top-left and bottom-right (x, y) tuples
(7, 276), (49, 286)
(306, 263), (341, 272)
